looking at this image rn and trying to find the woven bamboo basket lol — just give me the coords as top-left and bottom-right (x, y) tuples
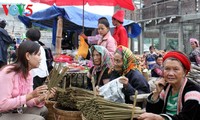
(53, 103), (82, 120)
(45, 100), (57, 120)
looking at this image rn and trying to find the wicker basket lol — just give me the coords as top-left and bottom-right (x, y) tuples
(45, 100), (57, 120)
(53, 103), (82, 120)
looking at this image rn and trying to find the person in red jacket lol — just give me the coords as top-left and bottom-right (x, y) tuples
(112, 10), (128, 47)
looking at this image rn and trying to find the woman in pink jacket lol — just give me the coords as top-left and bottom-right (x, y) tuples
(0, 40), (56, 120)
(97, 19), (117, 61)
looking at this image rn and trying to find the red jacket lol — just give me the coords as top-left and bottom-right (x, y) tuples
(113, 24), (128, 47)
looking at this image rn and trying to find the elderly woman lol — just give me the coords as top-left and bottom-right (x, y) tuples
(138, 51), (200, 120)
(189, 38), (200, 66)
(87, 45), (112, 90)
(110, 45), (150, 104)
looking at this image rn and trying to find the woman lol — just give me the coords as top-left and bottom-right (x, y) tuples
(97, 19), (117, 60)
(0, 40), (56, 120)
(110, 45), (150, 104)
(151, 54), (163, 77)
(138, 51), (200, 120)
(87, 45), (112, 90)
(189, 38), (200, 66)
(26, 28), (49, 89)
(112, 10), (128, 47)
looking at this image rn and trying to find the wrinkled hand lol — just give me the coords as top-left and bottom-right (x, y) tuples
(95, 86), (100, 95)
(153, 78), (166, 94)
(80, 33), (87, 39)
(119, 76), (129, 85)
(32, 85), (48, 98)
(137, 113), (165, 120)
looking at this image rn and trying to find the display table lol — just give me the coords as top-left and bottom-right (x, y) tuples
(130, 93), (150, 108)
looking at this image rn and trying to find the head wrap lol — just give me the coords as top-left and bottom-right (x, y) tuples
(163, 51), (191, 75)
(112, 10), (124, 23)
(90, 45), (111, 70)
(190, 38), (199, 47)
(115, 45), (139, 75)
(90, 45), (112, 83)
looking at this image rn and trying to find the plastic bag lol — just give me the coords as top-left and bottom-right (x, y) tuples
(99, 77), (125, 103)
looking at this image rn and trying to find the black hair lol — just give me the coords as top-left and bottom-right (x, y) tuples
(112, 17), (123, 24)
(149, 45), (155, 50)
(98, 17), (108, 23)
(194, 41), (199, 47)
(98, 19), (110, 28)
(6, 40), (40, 79)
(0, 19), (6, 29)
(26, 28), (41, 41)
(155, 54), (163, 60)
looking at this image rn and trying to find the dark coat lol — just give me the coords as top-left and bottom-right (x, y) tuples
(0, 28), (13, 63)
(87, 67), (110, 90)
(110, 69), (150, 103)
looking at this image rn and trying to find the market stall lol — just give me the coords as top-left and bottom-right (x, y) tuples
(18, 5), (140, 54)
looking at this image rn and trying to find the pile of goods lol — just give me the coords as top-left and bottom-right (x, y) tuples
(68, 63), (86, 72)
(77, 97), (144, 120)
(57, 87), (97, 110)
(54, 54), (73, 63)
(57, 87), (144, 120)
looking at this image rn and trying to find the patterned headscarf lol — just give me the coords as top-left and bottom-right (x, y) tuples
(115, 45), (139, 75)
(90, 45), (112, 73)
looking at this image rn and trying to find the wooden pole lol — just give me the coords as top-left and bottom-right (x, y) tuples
(131, 90), (138, 120)
(56, 16), (63, 55)
(82, 0), (85, 32)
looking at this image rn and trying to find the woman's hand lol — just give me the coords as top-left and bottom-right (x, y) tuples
(119, 76), (129, 86)
(95, 86), (100, 95)
(137, 113), (165, 120)
(152, 78), (166, 101)
(154, 78), (166, 94)
(80, 33), (88, 39)
(35, 87), (57, 104)
(32, 85), (48, 98)
(26, 85), (48, 102)
(46, 87), (57, 99)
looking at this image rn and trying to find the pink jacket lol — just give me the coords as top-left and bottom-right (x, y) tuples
(98, 31), (117, 60)
(0, 66), (44, 112)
